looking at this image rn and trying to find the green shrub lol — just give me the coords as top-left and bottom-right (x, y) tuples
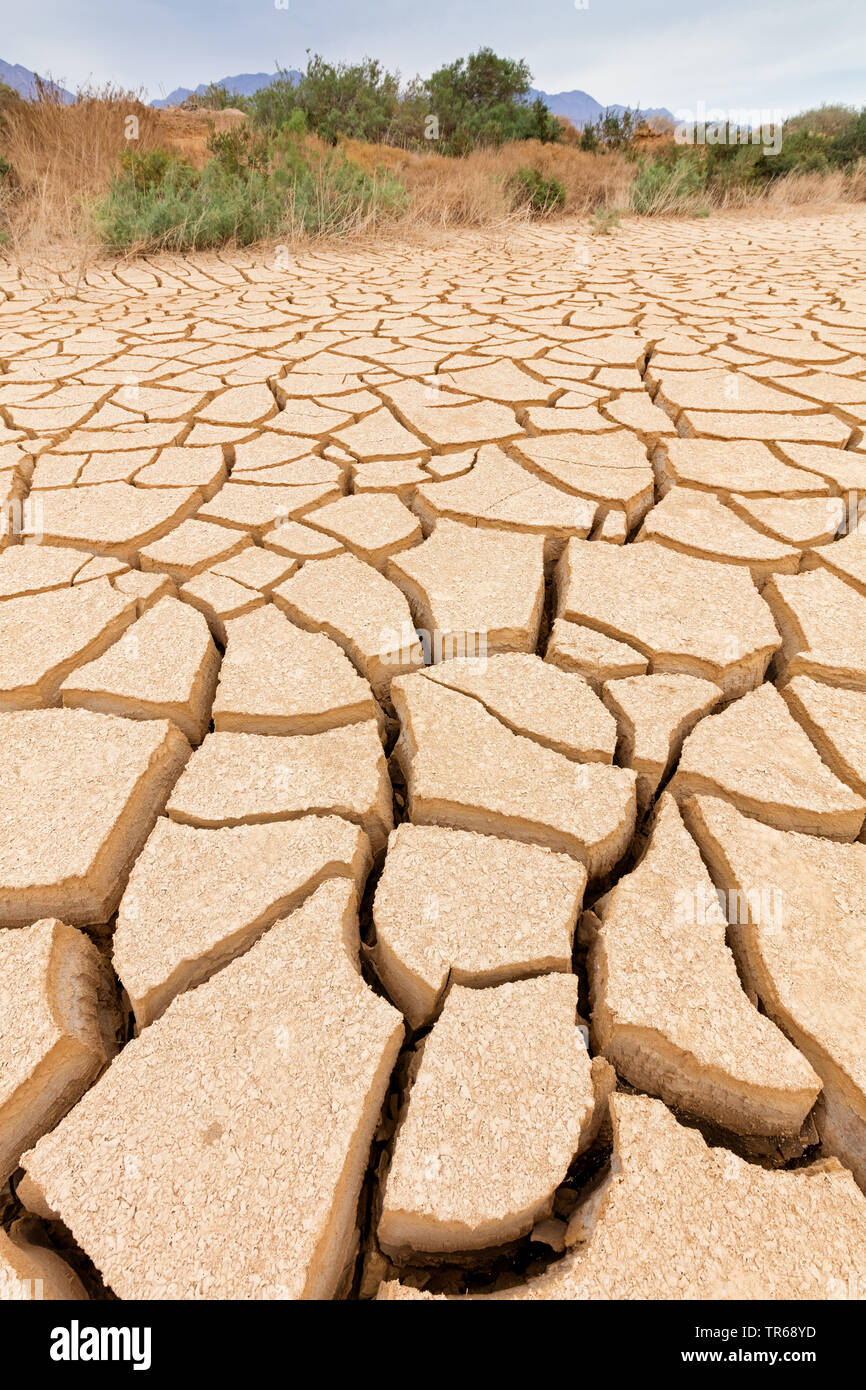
(206, 124), (272, 178)
(507, 165), (566, 216)
(93, 126), (407, 251)
(629, 155), (705, 214)
(94, 156), (281, 251)
(597, 108), (637, 151)
(249, 57), (401, 145)
(248, 48), (560, 154)
(117, 147), (174, 193)
(244, 68), (300, 131)
(423, 49), (559, 154)
(272, 126), (406, 233)
(589, 207), (621, 235)
(579, 123), (599, 153)
(832, 108), (866, 166)
(199, 83), (232, 111)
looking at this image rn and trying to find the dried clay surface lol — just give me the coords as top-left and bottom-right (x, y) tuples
(3, 210), (866, 1301)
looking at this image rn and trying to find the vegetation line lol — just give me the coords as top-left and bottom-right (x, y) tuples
(1, 51), (865, 259)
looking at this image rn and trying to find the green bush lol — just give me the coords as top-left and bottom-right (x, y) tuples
(244, 68), (300, 131)
(832, 108), (866, 166)
(579, 124), (599, 153)
(272, 126), (406, 233)
(249, 57), (401, 145)
(199, 83), (232, 111)
(206, 124), (272, 178)
(629, 155), (705, 213)
(95, 156), (282, 251)
(116, 147), (174, 193)
(507, 165), (566, 216)
(247, 48), (560, 154)
(589, 207), (621, 235)
(93, 126), (407, 251)
(423, 49), (559, 155)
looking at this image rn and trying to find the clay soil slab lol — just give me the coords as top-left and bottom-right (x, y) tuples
(589, 795), (819, 1136)
(388, 520), (545, 658)
(372, 823), (586, 1027)
(114, 814), (372, 1027)
(378, 976), (594, 1254)
(22, 880), (403, 1299)
(556, 539), (781, 698)
(670, 682), (866, 839)
(0, 917), (118, 1181)
(391, 674), (636, 877)
(0, 708), (189, 927)
(212, 605), (382, 735)
(0, 580), (137, 709)
(166, 721), (392, 852)
(60, 596), (220, 745)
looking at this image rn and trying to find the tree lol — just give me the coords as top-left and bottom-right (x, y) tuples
(423, 48), (558, 153)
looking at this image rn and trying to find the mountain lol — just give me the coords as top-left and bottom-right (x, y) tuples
(530, 87), (673, 129)
(529, 87), (603, 128)
(150, 71), (300, 108)
(0, 57), (73, 101)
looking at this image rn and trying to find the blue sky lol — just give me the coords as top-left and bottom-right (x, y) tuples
(6, 0), (866, 114)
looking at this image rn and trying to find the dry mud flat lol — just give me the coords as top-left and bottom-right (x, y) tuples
(2, 210), (866, 1301)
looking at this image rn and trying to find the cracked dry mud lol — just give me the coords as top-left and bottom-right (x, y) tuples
(2, 210), (866, 1301)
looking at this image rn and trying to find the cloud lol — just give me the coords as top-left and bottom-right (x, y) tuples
(5, 0), (865, 112)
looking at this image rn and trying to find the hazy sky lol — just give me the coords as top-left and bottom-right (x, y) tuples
(7, 0), (866, 114)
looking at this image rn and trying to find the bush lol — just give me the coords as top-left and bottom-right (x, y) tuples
(597, 109), (637, 151)
(579, 124), (599, 154)
(117, 147), (173, 193)
(272, 125), (406, 233)
(247, 48), (560, 155)
(93, 125), (407, 251)
(249, 57), (401, 145)
(832, 108), (866, 166)
(197, 83), (232, 111)
(507, 165), (566, 216)
(629, 154), (705, 213)
(423, 48), (559, 155)
(206, 125), (272, 178)
(244, 68), (300, 131)
(94, 155), (282, 251)
(589, 206), (621, 235)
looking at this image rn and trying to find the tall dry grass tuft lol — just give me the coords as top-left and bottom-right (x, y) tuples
(339, 137), (631, 226)
(0, 82), (159, 264)
(751, 163), (866, 209)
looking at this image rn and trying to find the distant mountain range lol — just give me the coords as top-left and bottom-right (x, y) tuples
(0, 57), (73, 101)
(2, 58), (673, 129)
(150, 71), (302, 109)
(529, 87), (673, 128)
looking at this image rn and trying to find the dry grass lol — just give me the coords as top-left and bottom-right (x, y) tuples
(1, 90), (864, 268)
(0, 84), (160, 262)
(340, 137), (631, 225)
(736, 163), (866, 209)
